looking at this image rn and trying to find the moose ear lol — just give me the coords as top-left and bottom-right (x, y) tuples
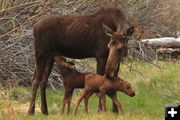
(127, 26), (134, 36)
(102, 23), (113, 37)
(108, 40), (117, 48)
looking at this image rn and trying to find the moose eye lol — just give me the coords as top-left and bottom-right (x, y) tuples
(122, 35), (126, 39)
(126, 85), (130, 89)
(109, 41), (118, 47)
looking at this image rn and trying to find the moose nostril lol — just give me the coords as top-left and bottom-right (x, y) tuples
(131, 93), (135, 97)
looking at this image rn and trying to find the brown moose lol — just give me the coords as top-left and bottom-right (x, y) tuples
(28, 4), (134, 115)
(54, 56), (90, 114)
(73, 75), (135, 115)
(105, 32), (130, 79)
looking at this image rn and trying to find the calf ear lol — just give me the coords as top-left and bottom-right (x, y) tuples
(127, 26), (134, 36)
(67, 61), (75, 66)
(102, 23), (113, 37)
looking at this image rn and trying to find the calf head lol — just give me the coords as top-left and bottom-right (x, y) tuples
(54, 56), (75, 68)
(103, 24), (134, 79)
(116, 78), (135, 97)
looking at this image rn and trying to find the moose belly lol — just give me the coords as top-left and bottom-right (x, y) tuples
(57, 41), (97, 59)
(61, 48), (95, 59)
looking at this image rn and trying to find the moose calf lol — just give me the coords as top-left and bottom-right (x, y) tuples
(73, 74), (135, 115)
(54, 56), (92, 114)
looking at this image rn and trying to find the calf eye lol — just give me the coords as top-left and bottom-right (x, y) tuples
(122, 35), (126, 39)
(126, 85), (130, 89)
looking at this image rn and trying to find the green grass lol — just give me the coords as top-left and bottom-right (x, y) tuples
(0, 61), (180, 120)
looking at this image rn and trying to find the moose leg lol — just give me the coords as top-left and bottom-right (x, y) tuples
(61, 94), (67, 115)
(108, 93), (125, 114)
(100, 90), (107, 112)
(84, 92), (93, 113)
(73, 90), (89, 115)
(67, 89), (73, 114)
(61, 88), (70, 115)
(40, 57), (54, 115)
(112, 92), (118, 113)
(112, 64), (120, 113)
(96, 57), (107, 112)
(28, 56), (48, 115)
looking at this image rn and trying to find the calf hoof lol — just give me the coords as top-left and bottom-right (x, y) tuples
(73, 112), (77, 116)
(97, 107), (102, 113)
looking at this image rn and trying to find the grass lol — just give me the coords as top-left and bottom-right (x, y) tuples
(0, 61), (180, 120)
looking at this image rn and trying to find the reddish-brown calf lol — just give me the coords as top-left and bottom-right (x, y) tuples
(73, 74), (135, 115)
(54, 56), (93, 114)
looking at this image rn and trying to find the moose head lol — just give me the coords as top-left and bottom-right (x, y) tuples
(103, 24), (134, 79)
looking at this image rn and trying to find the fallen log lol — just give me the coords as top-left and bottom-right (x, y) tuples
(156, 48), (180, 54)
(140, 37), (180, 56)
(141, 37), (180, 48)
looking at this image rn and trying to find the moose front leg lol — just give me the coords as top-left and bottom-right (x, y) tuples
(96, 57), (107, 75)
(112, 63), (120, 113)
(108, 93), (125, 115)
(84, 92), (93, 113)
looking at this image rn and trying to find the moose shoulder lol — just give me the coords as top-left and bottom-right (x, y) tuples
(28, 4), (134, 115)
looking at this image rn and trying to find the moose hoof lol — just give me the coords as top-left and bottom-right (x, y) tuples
(42, 111), (48, 115)
(28, 110), (35, 115)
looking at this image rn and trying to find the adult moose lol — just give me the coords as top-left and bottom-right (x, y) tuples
(28, 4), (134, 115)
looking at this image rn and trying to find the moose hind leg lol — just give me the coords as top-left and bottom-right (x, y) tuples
(28, 57), (47, 115)
(61, 92), (67, 115)
(73, 91), (89, 115)
(84, 92), (93, 113)
(40, 57), (54, 115)
(67, 90), (73, 114)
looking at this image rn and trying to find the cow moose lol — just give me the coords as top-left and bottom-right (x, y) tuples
(28, 4), (134, 115)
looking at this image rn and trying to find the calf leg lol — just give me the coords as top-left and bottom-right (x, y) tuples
(100, 90), (107, 112)
(73, 90), (89, 115)
(108, 93), (125, 114)
(61, 89), (69, 115)
(66, 89), (73, 114)
(61, 96), (66, 115)
(84, 92), (93, 113)
(61, 88), (73, 115)
(112, 92), (119, 113)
